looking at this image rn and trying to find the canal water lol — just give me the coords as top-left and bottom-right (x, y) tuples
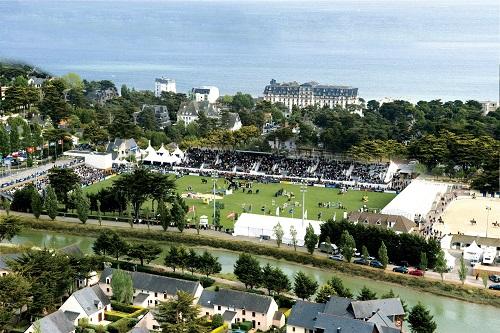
(5, 230), (500, 332)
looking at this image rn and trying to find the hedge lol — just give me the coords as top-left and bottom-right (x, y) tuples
(106, 317), (137, 333)
(110, 301), (143, 314)
(18, 217), (500, 307)
(110, 259), (215, 287)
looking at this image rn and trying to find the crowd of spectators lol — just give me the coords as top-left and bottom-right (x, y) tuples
(73, 165), (109, 187)
(174, 148), (391, 185)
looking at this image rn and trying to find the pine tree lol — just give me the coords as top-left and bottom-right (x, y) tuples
(304, 223), (319, 254)
(420, 252), (428, 271)
(434, 250), (447, 281)
(44, 185), (58, 220)
(458, 256), (467, 285)
(234, 253), (262, 289)
(73, 186), (90, 224)
(293, 271), (318, 300)
(31, 190), (43, 219)
(357, 286), (377, 301)
(316, 284), (337, 303)
(408, 302), (437, 333)
(340, 230), (356, 262)
(378, 241), (389, 268)
(111, 269), (134, 304)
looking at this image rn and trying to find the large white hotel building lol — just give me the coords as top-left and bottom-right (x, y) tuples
(263, 79), (358, 112)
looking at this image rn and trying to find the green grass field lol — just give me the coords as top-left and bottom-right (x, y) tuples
(84, 175), (396, 228)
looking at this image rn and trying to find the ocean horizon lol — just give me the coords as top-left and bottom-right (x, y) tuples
(0, 0), (498, 101)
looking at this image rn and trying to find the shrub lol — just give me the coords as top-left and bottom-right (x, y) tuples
(239, 321), (253, 331)
(107, 317), (137, 333)
(211, 314), (224, 329)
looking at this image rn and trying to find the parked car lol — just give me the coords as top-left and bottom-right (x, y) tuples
(392, 266), (409, 274)
(329, 254), (344, 261)
(489, 275), (500, 283)
(259, 235), (270, 241)
(488, 284), (500, 290)
(409, 269), (425, 277)
(354, 258), (370, 265)
(370, 260), (384, 269)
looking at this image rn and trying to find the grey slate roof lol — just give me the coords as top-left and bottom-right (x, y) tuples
(209, 289), (274, 314)
(348, 212), (416, 234)
(368, 310), (400, 333)
(350, 298), (405, 319)
(35, 310), (75, 333)
(323, 296), (354, 318)
(134, 292), (150, 304)
(63, 311), (80, 323)
(100, 267), (200, 296)
(71, 285), (110, 316)
(287, 300), (326, 329)
(222, 310), (237, 321)
(227, 112), (240, 129)
(314, 313), (376, 333)
(197, 290), (216, 308)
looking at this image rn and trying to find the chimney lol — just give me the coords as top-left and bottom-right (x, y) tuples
(337, 328), (341, 333)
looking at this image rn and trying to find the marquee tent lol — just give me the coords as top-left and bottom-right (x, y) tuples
(463, 241), (483, 261)
(233, 213), (322, 247)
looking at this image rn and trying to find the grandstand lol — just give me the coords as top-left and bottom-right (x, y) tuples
(381, 180), (451, 221)
(174, 148), (397, 188)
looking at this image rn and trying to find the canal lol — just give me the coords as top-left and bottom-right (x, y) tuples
(5, 230), (500, 332)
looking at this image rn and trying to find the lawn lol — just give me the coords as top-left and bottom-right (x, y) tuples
(84, 175), (396, 228)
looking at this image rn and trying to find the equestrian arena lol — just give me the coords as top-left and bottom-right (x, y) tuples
(433, 196), (500, 238)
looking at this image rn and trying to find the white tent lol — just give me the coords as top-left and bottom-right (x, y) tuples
(444, 251), (456, 270)
(233, 213), (322, 247)
(142, 142), (158, 163)
(463, 241), (483, 261)
(173, 146), (184, 159)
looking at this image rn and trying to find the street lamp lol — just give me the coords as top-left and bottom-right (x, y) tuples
(300, 182), (307, 228)
(486, 206), (491, 238)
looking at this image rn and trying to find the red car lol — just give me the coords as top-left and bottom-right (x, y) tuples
(409, 269), (425, 277)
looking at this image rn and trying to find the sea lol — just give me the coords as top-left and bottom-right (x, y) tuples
(0, 0), (498, 101)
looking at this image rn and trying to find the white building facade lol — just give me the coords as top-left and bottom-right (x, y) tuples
(155, 77), (176, 97)
(192, 86), (220, 103)
(263, 79), (358, 113)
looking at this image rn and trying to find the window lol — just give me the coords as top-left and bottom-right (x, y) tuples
(155, 292), (158, 297)
(292, 327), (295, 332)
(242, 310), (246, 315)
(206, 312), (209, 316)
(252, 312), (255, 317)
(218, 306), (221, 311)
(106, 288), (110, 292)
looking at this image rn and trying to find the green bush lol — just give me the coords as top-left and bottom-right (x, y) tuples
(104, 312), (125, 322)
(107, 318), (137, 333)
(274, 294), (296, 308)
(239, 321), (253, 331)
(110, 301), (142, 314)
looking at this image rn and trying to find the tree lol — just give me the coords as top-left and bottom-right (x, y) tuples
(96, 199), (102, 226)
(93, 232), (113, 257)
(171, 197), (188, 232)
(316, 284), (337, 303)
(361, 245), (369, 261)
(186, 249), (200, 275)
(10, 185), (35, 213)
(262, 263), (275, 295)
(0, 215), (21, 242)
(165, 246), (181, 272)
(111, 269), (134, 304)
(271, 266), (291, 295)
(198, 250), (221, 277)
(48, 168), (79, 209)
(211, 313), (224, 329)
(434, 250), (447, 281)
(9, 250), (74, 314)
(339, 230), (356, 262)
(304, 223), (319, 254)
(327, 276), (353, 298)
(31, 190), (43, 219)
(290, 225), (298, 251)
(408, 302), (437, 333)
(234, 253), (262, 289)
(2, 199), (10, 215)
(357, 286), (377, 300)
(158, 199), (171, 231)
(155, 291), (206, 332)
(419, 252), (428, 271)
(293, 271), (318, 300)
(378, 241), (389, 268)
(73, 186), (90, 224)
(273, 222), (284, 248)
(127, 243), (162, 266)
(0, 274), (31, 328)
(213, 206), (221, 229)
(109, 233), (129, 260)
(458, 256), (467, 285)
(482, 273), (489, 289)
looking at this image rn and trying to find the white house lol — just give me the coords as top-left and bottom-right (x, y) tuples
(198, 289), (284, 331)
(99, 268), (203, 308)
(155, 77), (176, 97)
(58, 285), (111, 326)
(24, 310), (76, 333)
(191, 86), (219, 103)
(106, 138), (141, 161)
(227, 112), (242, 131)
(133, 311), (162, 332)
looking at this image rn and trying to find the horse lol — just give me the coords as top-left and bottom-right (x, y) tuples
(201, 178), (208, 184)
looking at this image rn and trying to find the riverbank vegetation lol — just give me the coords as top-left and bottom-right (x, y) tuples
(17, 217), (500, 307)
